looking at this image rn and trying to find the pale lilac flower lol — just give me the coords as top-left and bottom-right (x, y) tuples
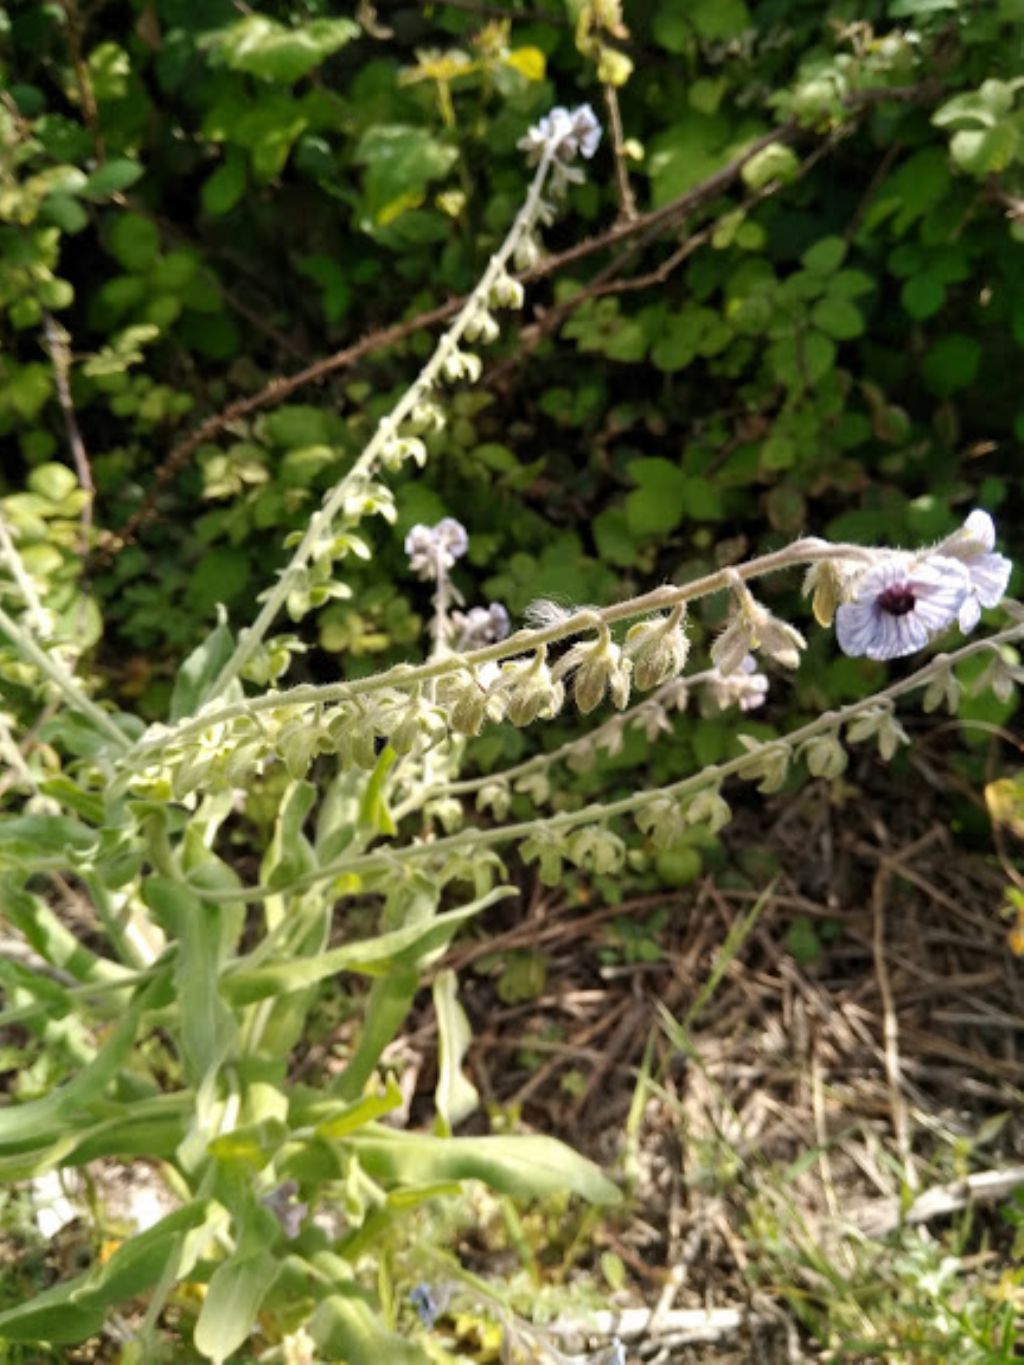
(452, 603), (510, 650)
(707, 654), (769, 712)
(404, 518), (469, 580)
(261, 1181), (307, 1239)
(518, 104), (602, 165)
(835, 555), (969, 661)
(410, 1282), (451, 1328)
(936, 509), (1012, 632)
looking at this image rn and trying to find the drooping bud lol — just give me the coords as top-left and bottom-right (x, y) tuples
(846, 706), (908, 761)
(713, 572), (806, 673)
(441, 349), (483, 384)
(498, 649), (565, 727)
(463, 307), (500, 346)
(489, 268), (525, 310)
(554, 625), (631, 714)
(521, 828), (567, 886)
(803, 559), (857, 628)
(921, 661), (961, 715)
(803, 733), (848, 779)
(624, 604), (690, 691)
(567, 826), (625, 874)
(736, 736), (790, 794)
(684, 786), (732, 834)
(636, 796), (687, 849)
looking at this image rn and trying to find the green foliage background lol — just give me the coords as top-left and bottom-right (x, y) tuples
(3, 0), (1021, 717)
(1, 0), (1023, 1355)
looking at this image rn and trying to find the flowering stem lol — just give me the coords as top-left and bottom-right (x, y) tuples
(201, 618), (1024, 903)
(395, 669), (717, 813)
(123, 538), (874, 768)
(203, 151), (557, 705)
(0, 602), (129, 750)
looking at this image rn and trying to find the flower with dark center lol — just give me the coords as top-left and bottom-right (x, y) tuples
(836, 556), (969, 661)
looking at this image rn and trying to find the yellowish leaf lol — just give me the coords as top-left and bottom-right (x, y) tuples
(985, 774), (1024, 838)
(504, 46), (546, 81)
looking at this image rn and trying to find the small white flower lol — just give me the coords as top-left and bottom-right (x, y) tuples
(706, 655), (769, 712)
(404, 518), (469, 580)
(835, 555), (969, 661)
(935, 509), (1012, 632)
(518, 104), (603, 165)
(451, 603), (511, 650)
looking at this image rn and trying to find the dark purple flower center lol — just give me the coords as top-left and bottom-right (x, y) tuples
(877, 585), (916, 617)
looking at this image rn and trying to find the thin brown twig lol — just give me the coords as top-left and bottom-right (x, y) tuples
(99, 125), (798, 559)
(871, 860), (919, 1191)
(603, 83), (637, 221)
(43, 313), (94, 555)
(103, 81), (939, 557)
(58, 0), (105, 162)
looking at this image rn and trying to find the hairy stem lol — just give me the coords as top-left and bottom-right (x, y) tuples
(124, 538), (873, 767)
(202, 619), (1024, 903)
(204, 152), (556, 704)
(0, 602), (128, 749)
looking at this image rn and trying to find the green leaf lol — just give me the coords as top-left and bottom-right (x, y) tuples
(949, 123), (1019, 176)
(1, 882), (125, 985)
(221, 888), (514, 1005)
(107, 213), (159, 272)
(921, 333), (981, 396)
(355, 126), (458, 224)
(310, 1285), (430, 1365)
(169, 609), (238, 721)
(0, 1002), (142, 1149)
(201, 148), (247, 216)
(933, 81), (1014, 130)
(801, 236), (847, 274)
(0, 814), (98, 872)
(342, 1127), (621, 1204)
(593, 506), (640, 567)
(81, 159), (144, 200)
(143, 880), (236, 1084)
(690, 0), (750, 39)
(624, 457), (687, 536)
(433, 969), (479, 1133)
(810, 295), (864, 340)
(40, 194), (89, 233)
(207, 15), (358, 83)
(900, 273), (946, 320)
(0, 1202), (209, 1343)
(740, 142), (798, 191)
(333, 970), (420, 1102)
(195, 1250), (281, 1363)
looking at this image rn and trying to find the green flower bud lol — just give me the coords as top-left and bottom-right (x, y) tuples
(624, 605), (690, 690)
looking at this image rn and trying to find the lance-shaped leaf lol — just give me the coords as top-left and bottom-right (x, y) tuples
(222, 887), (513, 1005)
(340, 1127), (620, 1205)
(433, 969), (479, 1133)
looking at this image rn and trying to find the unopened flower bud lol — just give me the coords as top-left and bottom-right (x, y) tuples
(499, 651), (564, 727)
(555, 626), (631, 714)
(804, 733), (848, 779)
(441, 349), (482, 384)
(489, 269), (525, 310)
(568, 826), (625, 874)
(624, 605), (690, 690)
(684, 787), (732, 834)
(463, 308), (500, 345)
(636, 796), (687, 850)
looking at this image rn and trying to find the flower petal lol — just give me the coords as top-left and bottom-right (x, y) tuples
(969, 551), (1011, 607)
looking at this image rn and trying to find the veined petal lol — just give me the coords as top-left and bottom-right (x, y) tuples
(969, 551), (1012, 607)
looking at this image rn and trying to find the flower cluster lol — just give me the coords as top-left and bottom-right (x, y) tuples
(834, 510), (1012, 661)
(404, 518), (469, 581)
(451, 603), (511, 650)
(518, 103), (602, 165)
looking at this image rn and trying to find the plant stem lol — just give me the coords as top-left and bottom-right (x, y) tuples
(202, 620), (1024, 903)
(204, 152), (556, 705)
(123, 538), (873, 767)
(0, 602), (129, 749)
